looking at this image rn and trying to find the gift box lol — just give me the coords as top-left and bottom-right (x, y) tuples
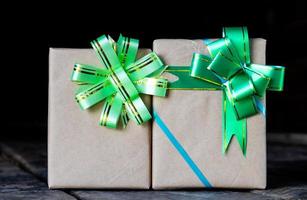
(48, 48), (152, 189)
(152, 38), (267, 189)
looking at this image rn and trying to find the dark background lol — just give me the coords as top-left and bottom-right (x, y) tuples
(2, 1), (307, 141)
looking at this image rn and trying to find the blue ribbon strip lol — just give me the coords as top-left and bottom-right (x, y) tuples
(153, 110), (212, 188)
(255, 97), (266, 116)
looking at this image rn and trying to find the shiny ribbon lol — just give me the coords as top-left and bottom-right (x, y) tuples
(166, 27), (285, 155)
(71, 34), (168, 128)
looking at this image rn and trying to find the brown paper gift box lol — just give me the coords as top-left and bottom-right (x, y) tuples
(152, 39), (267, 189)
(48, 48), (152, 189)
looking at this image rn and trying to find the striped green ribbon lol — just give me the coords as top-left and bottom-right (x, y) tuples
(71, 34), (168, 128)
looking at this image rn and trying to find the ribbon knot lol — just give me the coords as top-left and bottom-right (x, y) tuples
(71, 34), (168, 128)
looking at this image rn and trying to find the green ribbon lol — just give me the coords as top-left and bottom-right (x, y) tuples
(71, 34), (168, 128)
(166, 27), (285, 155)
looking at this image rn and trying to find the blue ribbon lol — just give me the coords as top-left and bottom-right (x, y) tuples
(153, 111), (212, 188)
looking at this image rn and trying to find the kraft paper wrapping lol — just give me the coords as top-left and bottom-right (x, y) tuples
(48, 48), (151, 189)
(152, 39), (267, 189)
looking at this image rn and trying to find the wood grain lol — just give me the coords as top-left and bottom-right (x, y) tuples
(1, 138), (306, 199)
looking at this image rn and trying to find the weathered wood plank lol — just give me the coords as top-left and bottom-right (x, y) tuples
(267, 143), (307, 189)
(0, 142), (47, 180)
(267, 133), (307, 145)
(0, 154), (76, 200)
(1, 139), (307, 200)
(250, 143), (307, 199)
(252, 185), (307, 200)
(71, 190), (275, 200)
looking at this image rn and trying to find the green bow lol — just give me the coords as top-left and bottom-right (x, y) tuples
(71, 34), (168, 128)
(167, 27), (285, 155)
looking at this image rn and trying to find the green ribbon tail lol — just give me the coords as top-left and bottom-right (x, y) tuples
(223, 91), (247, 156)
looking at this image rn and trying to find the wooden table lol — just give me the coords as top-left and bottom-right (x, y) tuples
(1, 136), (307, 200)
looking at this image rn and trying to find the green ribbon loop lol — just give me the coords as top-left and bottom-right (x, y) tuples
(166, 27), (285, 155)
(71, 34), (167, 128)
(206, 28), (285, 120)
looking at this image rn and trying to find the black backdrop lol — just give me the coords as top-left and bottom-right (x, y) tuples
(2, 1), (307, 140)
